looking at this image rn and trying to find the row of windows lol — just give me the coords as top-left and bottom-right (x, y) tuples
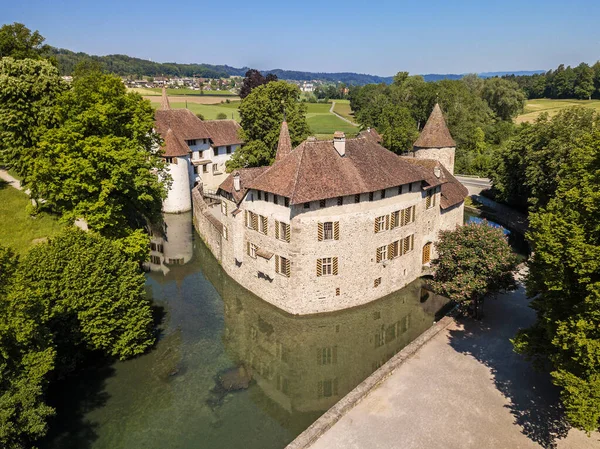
(303, 183), (417, 209)
(245, 211), (290, 242)
(254, 191), (291, 207)
(376, 235), (415, 262)
(375, 206), (416, 233)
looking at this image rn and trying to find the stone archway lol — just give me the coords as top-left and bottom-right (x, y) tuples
(422, 242), (432, 265)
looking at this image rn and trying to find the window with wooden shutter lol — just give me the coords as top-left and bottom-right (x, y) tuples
(374, 277), (381, 288)
(333, 222), (339, 240)
(388, 241), (396, 259)
(260, 215), (268, 235)
(221, 201), (228, 216)
(385, 214), (390, 230)
(275, 220), (280, 240)
(285, 223), (291, 243)
(252, 212), (258, 231)
(355, 194), (360, 203)
(318, 222), (324, 241)
(376, 246), (383, 263)
(375, 216), (385, 233)
(390, 211), (398, 229)
(337, 196), (343, 206)
(316, 258), (323, 277)
(332, 257), (338, 275)
(323, 222), (333, 240)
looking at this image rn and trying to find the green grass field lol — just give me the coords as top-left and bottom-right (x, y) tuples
(307, 113), (359, 137)
(151, 100), (241, 121)
(0, 182), (63, 255)
(332, 100), (356, 123)
(516, 99), (600, 123)
(130, 87), (237, 97)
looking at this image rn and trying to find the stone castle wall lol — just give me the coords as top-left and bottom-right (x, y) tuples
(192, 183), (465, 315)
(413, 146), (455, 175)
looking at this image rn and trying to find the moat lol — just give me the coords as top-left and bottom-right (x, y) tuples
(41, 212), (450, 449)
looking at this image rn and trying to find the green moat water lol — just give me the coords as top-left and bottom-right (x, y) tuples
(41, 214), (449, 449)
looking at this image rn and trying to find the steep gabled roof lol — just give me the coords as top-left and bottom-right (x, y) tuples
(160, 87), (170, 110)
(162, 128), (190, 157)
(202, 120), (243, 146)
(275, 121), (292, 162)
(413, 103), (456, 148)
(218, 166), (270, 204)
(358, 128), (382, 143)
(246, 135), (427, 205)
(155, 109), (211, 140)
(402, 158), (467, 209)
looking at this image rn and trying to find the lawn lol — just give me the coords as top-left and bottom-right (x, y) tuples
(0, 182), (63, 255)
(332, 100), (356, 123)
(306, 102), (331, 114)
(307, 113), (359, 138)
(516, 99), (600, 124)
(150, 100), (241, 121)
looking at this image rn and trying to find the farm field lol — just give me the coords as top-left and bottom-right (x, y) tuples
(306, 101), (359, 139)
(332, 100), (356, 123)
(151, 101), (241, 121)
(130, 87), (237, 97)
(0, 182), (63, 255)
(516, 98), (600, 123)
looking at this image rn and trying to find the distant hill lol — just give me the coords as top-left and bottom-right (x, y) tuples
(49, 48), (544, 85)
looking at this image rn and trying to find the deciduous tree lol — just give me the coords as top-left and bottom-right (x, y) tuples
(0, 22), (50, 60)
(430, 222), (519, 319)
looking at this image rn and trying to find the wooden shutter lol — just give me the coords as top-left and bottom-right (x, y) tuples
(410, 234), (415, 251)
(284, 258), (290, 277)
(385, 214), (390, 230)
(247, 241), (251, 256)
(376, 247), (382, 263)
(316, 258), (323, 277)
(285, 223), (291, 243)
(261, 216), (268, 235)
(374, 218), (379, 233)
(388, 242), (395, 259)
(318, 222), (324, 241)
(275, 255), (280, 273)
(333, 257), (338, 275)
(390, 211), (396, 229)
(333, 222), (339, 240)
(422, 242), (431, 264)
(403, 236), (410, 253)
(275, 220), (280, 240)
(252, 213), (258, 231)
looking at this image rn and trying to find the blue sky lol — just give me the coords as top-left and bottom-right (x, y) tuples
(3, 0), (600, 76)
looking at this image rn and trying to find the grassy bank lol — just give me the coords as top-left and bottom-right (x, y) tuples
(0, 182), (63, 255)
(516, 98), (600, 123)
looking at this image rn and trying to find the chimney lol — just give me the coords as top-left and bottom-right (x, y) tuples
(233, 173), (241, 191)
(333, 131), (346, 157)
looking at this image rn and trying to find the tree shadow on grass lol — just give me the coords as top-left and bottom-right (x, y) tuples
(39, 354), (115, 449)
(447, 284), (570, 449)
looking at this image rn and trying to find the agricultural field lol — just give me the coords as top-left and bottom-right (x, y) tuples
(0, 182), (63, 255)
(306, 101), (359, 139)
(516, 98), (600, 124)
(130, 87), (237, 97)
(150, 99), (241, 121)
(332, 100), (356, 123)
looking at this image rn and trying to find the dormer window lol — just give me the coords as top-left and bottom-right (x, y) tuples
(186, 139), (197, 146)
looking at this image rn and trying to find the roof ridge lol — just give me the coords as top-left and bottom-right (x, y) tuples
(290, 142), (307, 204)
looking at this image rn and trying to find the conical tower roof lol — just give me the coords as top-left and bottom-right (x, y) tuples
(162, 128), (189, 157)
(161, 87), (171, 110)
(413, 103), (455, 148)
(275, 121), (292, 162)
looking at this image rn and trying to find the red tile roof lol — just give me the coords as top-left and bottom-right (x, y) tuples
(218, 166), (270, 203)
(413, 103), (456, 148)
(202, 120), (243, 147)
(244, 135), (428, 205)
(402, 158), (467, 209)
(275, 121), (292, 162)
(161, 128), (190, 157)
(155, 109), (211, 140)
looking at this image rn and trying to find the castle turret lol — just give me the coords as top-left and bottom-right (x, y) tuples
(413, 103), (456, 174)
(275, 121), (292, 162)
(161, 128), (192, 213)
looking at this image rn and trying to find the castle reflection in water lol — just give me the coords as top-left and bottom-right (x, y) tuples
(148, 213), (449, 428)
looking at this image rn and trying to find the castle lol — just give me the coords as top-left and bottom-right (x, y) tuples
(191, 103), (468, 315)
(154, 88), (243, 213)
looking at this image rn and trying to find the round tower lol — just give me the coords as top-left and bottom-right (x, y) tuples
(413, 103), (456, 175)
(161, 128), (192, 213)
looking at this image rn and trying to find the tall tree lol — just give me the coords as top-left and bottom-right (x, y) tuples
(0, 23), (50, 60)
(238, 69), (277, 99)
(227, 81), (310, 169)
(481, 77), (526, 121)
(27, 65), (167, 239)
(513, 126), (600, 433)
(573, 62), (595, 100)
(431, 222), (519, 319)
(0, 58), (65, 172)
